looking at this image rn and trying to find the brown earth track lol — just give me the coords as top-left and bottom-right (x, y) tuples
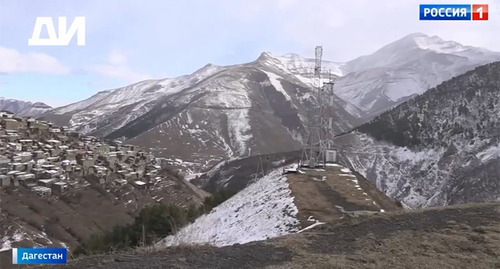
(287, 166), (401, 228)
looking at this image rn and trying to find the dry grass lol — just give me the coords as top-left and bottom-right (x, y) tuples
(38, 202), (500, 269)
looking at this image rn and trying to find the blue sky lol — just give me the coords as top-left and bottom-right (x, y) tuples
(1, 0), (499, 107)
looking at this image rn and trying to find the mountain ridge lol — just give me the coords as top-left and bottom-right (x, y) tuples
(0, 98), (52, 117)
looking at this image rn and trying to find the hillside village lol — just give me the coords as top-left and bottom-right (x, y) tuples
(0, 110), (169, 199)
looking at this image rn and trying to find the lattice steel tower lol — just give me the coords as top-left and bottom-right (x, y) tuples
(299, 46), (336, 167)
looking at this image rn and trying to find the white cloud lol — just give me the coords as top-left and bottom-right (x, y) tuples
(218, 0), (500, 61)
(90, 49), (150, 83)
(108, 50), (127, 65)
(0, 46), (69, 74)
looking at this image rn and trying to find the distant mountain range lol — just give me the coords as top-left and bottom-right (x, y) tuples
(0, 98), (52, 117)
(38, 33), (500, 175)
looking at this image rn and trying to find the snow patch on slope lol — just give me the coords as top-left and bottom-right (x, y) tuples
(0, 231), (24, 252)
(339, 132), (441, 208)
(160, 169), (299, 247)
(0, 227), (54, 252)
(203, 91), (252, 108)
(393, 146), (440, 165)
(414, 34), (469, 54)
(476, 143), (500, 163)
(227, 109), (252, 155)
(262, 71), (292, 101)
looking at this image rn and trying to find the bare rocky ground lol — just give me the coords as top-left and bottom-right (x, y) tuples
(10, 202), (496, 269)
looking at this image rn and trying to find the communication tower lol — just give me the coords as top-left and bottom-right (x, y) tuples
(299, 46), (336, 167)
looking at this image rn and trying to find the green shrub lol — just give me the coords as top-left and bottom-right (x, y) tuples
(74, 189), (236, 256)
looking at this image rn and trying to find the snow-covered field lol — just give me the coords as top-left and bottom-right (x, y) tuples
(159, 168), (299, 247)
(262, 71), (292, 101)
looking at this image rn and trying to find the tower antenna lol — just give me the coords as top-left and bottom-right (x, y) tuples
(299, 46), (337, 167)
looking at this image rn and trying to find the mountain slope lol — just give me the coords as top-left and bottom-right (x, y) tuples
(41, 64), (225, 135)
(335, 33), (500, 116)
(336, 61), (500, 208)
(0, 98), (52, 117)
(0, 169), (207, 256)
(161, 168), (299, 247)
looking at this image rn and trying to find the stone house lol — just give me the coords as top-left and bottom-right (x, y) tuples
(32, 186), (51, 198)
(51, 182), (68, 194)
(17, 173), (36, 186)
(61, 160), (74, 172)
(3, 119), (19, 131)
(132, 180), (147, 189)
(46, 156), (60, 164)
(11, 163), (27, 172)
(49, 148), (61, 157)
(38, 178), (55, 187)
(16, 152), (32, 162)
(113, 179), (127, 187)
(31, 168), (46, 179)
(33, 150), (46, 159)
(0, 175), (9, 186)
(0, 156), (9, 169)
(65, 149), (77, 161)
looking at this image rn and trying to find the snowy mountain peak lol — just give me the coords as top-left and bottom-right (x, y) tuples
(404, 32), (428, 38)
(376, 32), (497, 57)
(256, 51), (275, 62)
(200, 63), (216, 69)
(32, 102), (51, 109)
(256, 51), (344, 82)
(191, 63), (223, 78)
(334, 33), (500, 115)
(403, 33), (471, 54)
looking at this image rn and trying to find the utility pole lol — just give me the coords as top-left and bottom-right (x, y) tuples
(254, 155), (265, 181)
